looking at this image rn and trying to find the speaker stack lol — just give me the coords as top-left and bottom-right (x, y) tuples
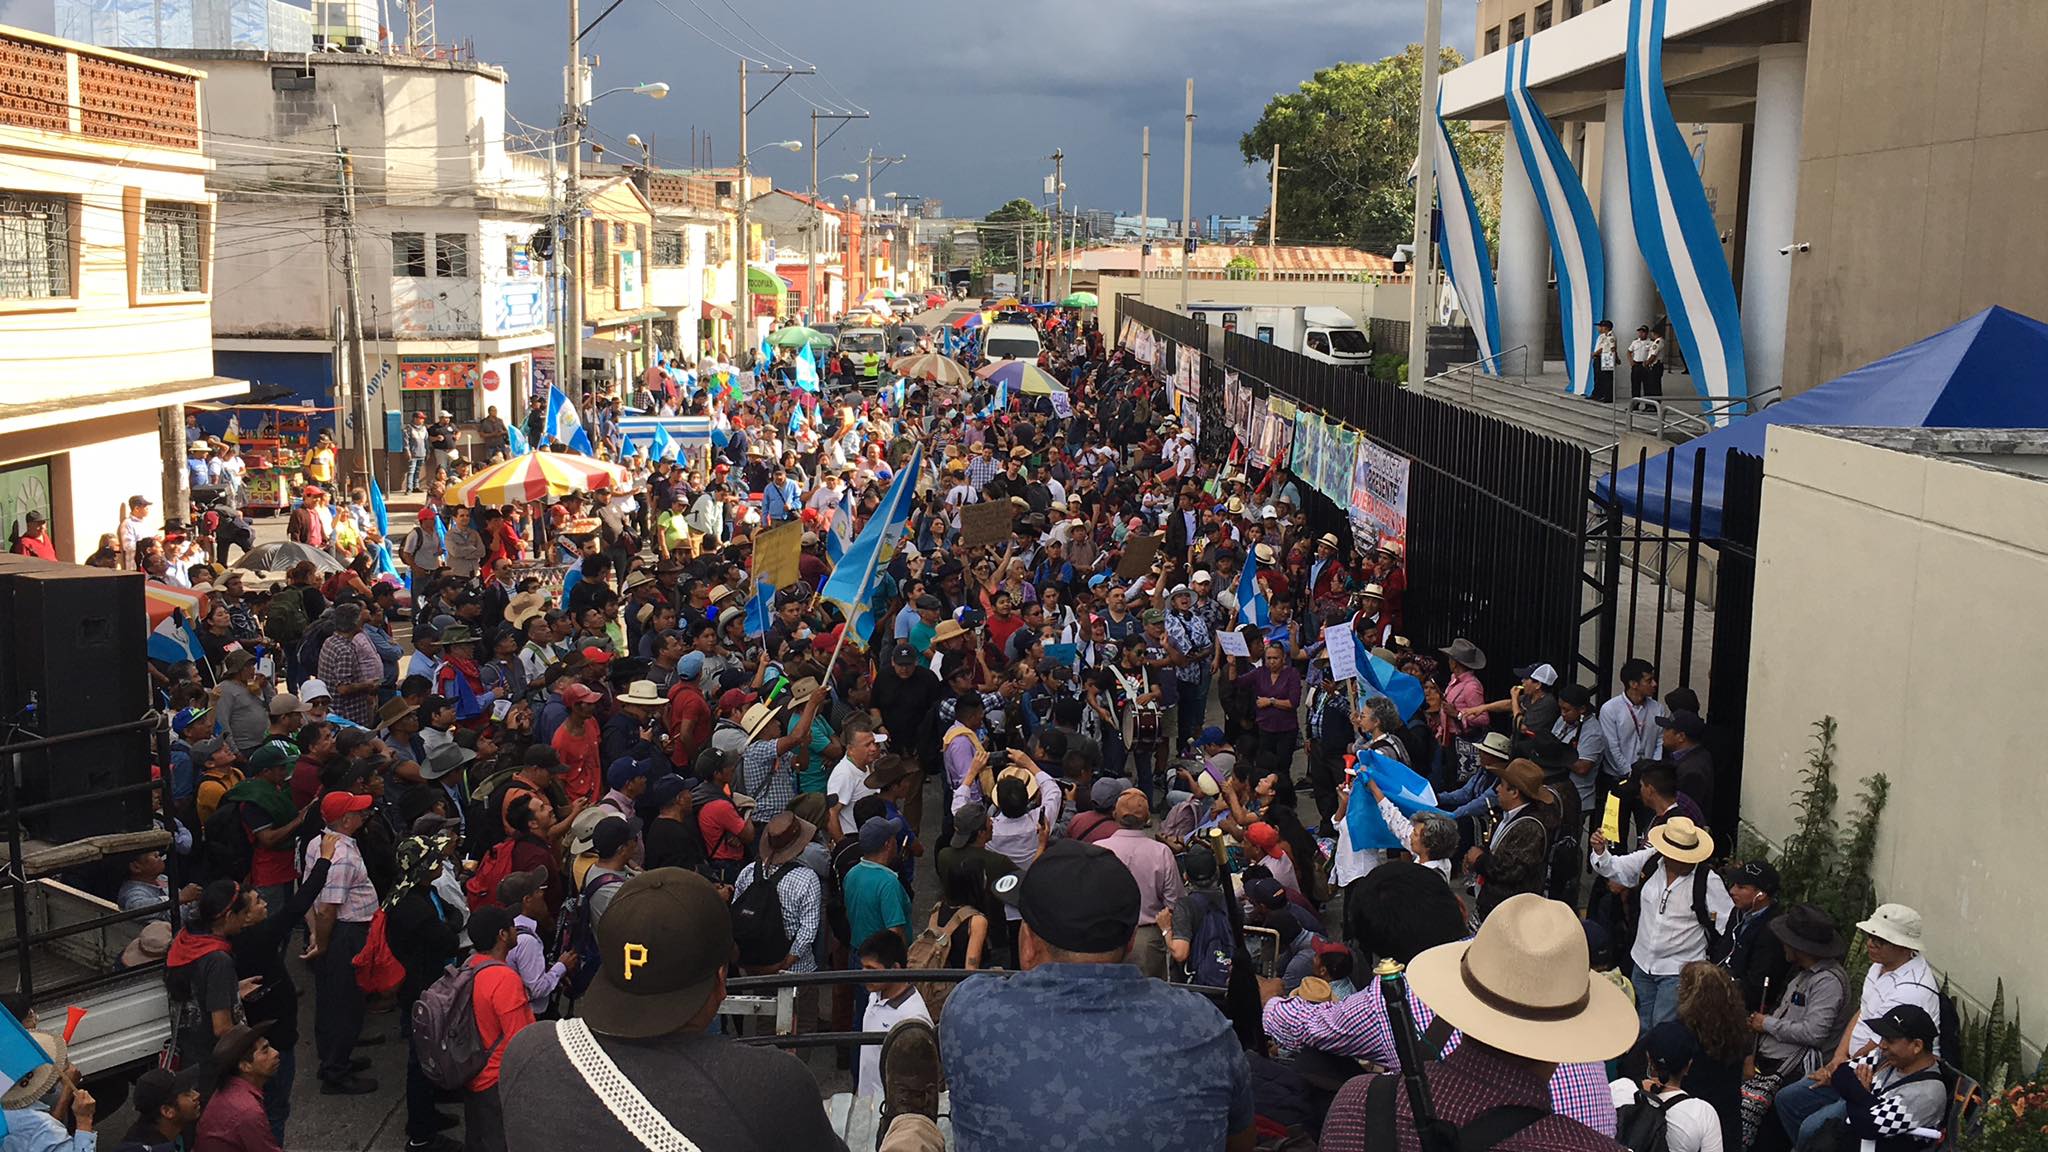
(0, 557), (152, 844)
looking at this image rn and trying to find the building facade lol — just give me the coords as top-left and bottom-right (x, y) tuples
(1441, 0), (2048, 403)
(0, 26), (245, 559)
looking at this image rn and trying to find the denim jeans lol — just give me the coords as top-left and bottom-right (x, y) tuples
(1632, 969), (1682, 1033)
(1176, 675), (1209, 747)
(1774, 1077), (1848, 1149)
(403, 456), (425, 490)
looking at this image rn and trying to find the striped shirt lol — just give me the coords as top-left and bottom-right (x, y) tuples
(302, 834), (379, 923)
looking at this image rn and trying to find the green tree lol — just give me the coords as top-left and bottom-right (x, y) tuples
(1224, 253), (1259, 280)
(979, 198), (1044, 271)
(1240, 45), (1502, 254)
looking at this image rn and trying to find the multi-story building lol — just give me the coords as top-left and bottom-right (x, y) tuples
(140, 48), (555, 470)
(747, 187), (851, 323)
(1444, 0), (2048, 400)
(0, 26), (246, 559)
(573, 174), (656, 392)
(641, 168), (728, 366)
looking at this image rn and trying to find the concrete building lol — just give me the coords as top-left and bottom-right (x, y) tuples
(747, 187), (850, 322)
(642, 168), (728, 366)
(573, 174), (655, 393)
(0, 26), (245, 559)
(1440, 0), (2048, 409)
(1742, 424), (2048, 1027)
(140, 48), (555, 469)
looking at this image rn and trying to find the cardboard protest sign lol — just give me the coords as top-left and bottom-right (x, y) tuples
(752, 520), (804, 590)
(1114, 533), (1164, 580)
(957, 500), (1016, 548)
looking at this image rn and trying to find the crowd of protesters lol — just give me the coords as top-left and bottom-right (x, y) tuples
(0, 303), (1962, 1152)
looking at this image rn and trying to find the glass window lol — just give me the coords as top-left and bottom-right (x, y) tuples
(392, 232), (427, 277)
(0, 193), (73, 299)
(435, 234), (469, 278)
(590, 224), (608, 287)
(1484, 26), (1500, 53)
(612, 222), (626, 244)
(652, 231), (686, 266)
(1566, 0), (1584, 15)
(1329, 329), (1371, 354)
(1509, 14), (1525, 41)
(141, 202), (203, 294)
(1535, 2), (1553, 31)
(1306, 331), (1331, 354)
(401, 389), (474, 424)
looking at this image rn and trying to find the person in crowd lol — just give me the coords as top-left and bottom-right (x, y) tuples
(1589, 815), (1732, 1031)
(115, 1067), (202, 1152)
(854, 931), (932, 1099)
(1, 1032), (96, 1152)
(1097, 789), (1184, 979)
(1612, 1021), (1728, 1152)
(194, 1024), (280, 1152)
(460, 906), (537, 1152)
(305, 791), (380, 1096)
(942, 839), (1254, 1150)
(1724, 859), (1791, 1012)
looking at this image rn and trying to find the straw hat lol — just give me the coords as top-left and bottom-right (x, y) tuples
(740, 702), (782, 742)
(1404, 893), (1638, 1064)
(931, 619), (968, 644)
(616, 679), (666, 707)
(995, 764), (1040, 801)
(1647, 816), (1715, 865)
(506, 591), (547, 629)
(1, 1031), (68, 1109)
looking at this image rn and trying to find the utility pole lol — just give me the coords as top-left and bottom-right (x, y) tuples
(332, 109), (372, 488)
(806, 110), (864, 326)
(1267, 143), (1283, 257)
(1409, 0), (1444, 385)
(736, 57), (749, 363)
(1139, 126), (1150, 285)
(1180, 78), (1195, 314)
(1049, 148), (1064, 302)
(563, 0), (584, 402)
(859, 147), (907, 299)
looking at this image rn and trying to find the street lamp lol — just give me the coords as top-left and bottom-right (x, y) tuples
(593, 81), (669, 101)
(751, 139), (802, 155)
(561, 71), (668, 405)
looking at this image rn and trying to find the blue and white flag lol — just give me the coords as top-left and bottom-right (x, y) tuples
(1432, 92), (1503, 374)
(1625, 0), (1747, 420)
(794, 342), (821, 393)
(826, 488), (854, 564)
(150, 610), (205, 666)
(506, 421), (529, 456)
(1343, 749), (1443, 851)
(743, 577), (776, 639)
(545, 385), (592, 454)
(787, 401), (804, 436)
(1504, 40), (1605, 397)
(619, 416), (711, 458)
(368, 476), (403, 588)
(820, 445), (923, 648)
(1236, 549), (1268, 627)
(649, 421), (677, 463)
(1, 1004), (55, 1134)
(1358, 645), (1426, 725)
(758, 334), (774, 370)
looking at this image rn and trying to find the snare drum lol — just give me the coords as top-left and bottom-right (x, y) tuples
(1132, 705), (1163, 746)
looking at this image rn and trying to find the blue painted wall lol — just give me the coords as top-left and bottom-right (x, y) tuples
(204, 351), (335, 438)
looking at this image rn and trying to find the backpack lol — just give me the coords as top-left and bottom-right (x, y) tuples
(1185, 891), (1236, 989)
(731, 861), (799, 970)
(352, 909), (405, 996)
(265, 586), (309, 645)
(1364, 1072), (1548, 1152)
(1616, 1088), (1694, 1152)
(464, 840), (519, 911)
(1638, 862), (1727, 961)
(1906, 979), (1963, 1065)
(557, 870), (628, 1001)
(412, 960), (507, 1090)
(906, 906), (975, 1022)
(296, 613), (336, 676)
(201, 798), (255, 885)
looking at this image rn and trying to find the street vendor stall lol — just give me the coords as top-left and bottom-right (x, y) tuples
(189, 401), (336, 514)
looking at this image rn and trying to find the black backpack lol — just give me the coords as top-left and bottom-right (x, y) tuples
(1616, 1088), (1694, 1152)
(557, 870), (628, 1001)
(201, 799), (255, 884)
(731, 861), (799, 969)
(1637, 864), (1728, 961)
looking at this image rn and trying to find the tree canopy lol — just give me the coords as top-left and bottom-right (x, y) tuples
(977, 198), (1045, 271)
(1240, 45), (1501, 255)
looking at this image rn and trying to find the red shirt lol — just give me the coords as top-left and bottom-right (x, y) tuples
(11, 533), (54, 560)
(698, 795), (747, 862)
(465, 954), (535, 1091)
(550, 717), (602, 807)
(665, 682), (712, 769)
(290, 755), (326, 810)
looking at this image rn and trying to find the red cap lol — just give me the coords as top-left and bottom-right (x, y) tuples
(1312, 939), (1351, 959)
(717, 688), (757, 713)
(1245, 821), (1281, 852)
(812, 624), (842, 652)
(561, 682), (603, 706)
(320, 791), (374, 823)
(579, 646), (613, 664)
(417, 507), (438, 523)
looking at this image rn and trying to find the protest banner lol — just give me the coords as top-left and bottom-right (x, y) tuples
(1323, 620), (1358, 680)
(1115, 533), (1163, 579)
(1348, 438), (1412, 552)
(752, 520), (803, 589)
(1216, 629), (1251, 659)
(957, 500), (1016, 548)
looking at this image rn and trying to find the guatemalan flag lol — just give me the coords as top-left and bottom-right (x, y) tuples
(743, 577), (776, 639)
(649, 421), (677, 463)
(1344, 749), (1444, 851)
(2, 1003), (55, 1136)
(820, 445), (922, 649)
(150, 610), (205, 666)
(506, 421), (529, 456)
(826, 488), (854, 564)
(545, 385), (592, 454)
(794, 342), (821, 393)
(368, 477), (403, 587)
(1236, 548), (1268, 627)
(1357, 640), (1427, 725)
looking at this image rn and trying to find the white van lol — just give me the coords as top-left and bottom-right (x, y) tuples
(982, 321), (1041, 364)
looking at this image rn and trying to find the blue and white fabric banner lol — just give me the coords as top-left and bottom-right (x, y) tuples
(1431, 93), (1503, 374)
(1504, 40), (1606, 397)
(1624, 0), (1747, 420)
(544, 385), (592, 454)
(617, 415), (712, 460)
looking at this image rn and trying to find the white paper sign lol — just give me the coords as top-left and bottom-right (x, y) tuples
(1049, 391), (1072, 418)
(1323, 621), (1358, 681)
(1216, 629), (1251, 659)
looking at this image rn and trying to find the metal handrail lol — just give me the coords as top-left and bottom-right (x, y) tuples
(1624, 385), (1782, 441)
(1419, 343), (1532, 400)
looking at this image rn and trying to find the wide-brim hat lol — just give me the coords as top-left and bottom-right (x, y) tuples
(0, 1031), (67, 1108)
(932, 619), (967, 644)
(740, 702), (782, 742)
(1855, 902), (1925, 950)
(506, 591), (547, 629)
(761, 811), (817, 867)
(1490, 758), (1557, 806)
(864, 757), (914, 791)
(1769, 904), (1848, 959)
(1439, 637), (1487, 669)
(617, 679), (666, 707)
(995, 764), (1040, 801)
(377, 697), (419, 730)
(1317, 533), (1342, 550)
(1647, 816), (1715, 865)
(1405, 893), (1637, 1064)
(120, 919), (174, 969)
(787, 676), (822, 708)
(1476, 731), (1515, 762)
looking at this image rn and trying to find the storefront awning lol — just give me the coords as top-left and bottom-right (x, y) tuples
(0, 375), (249, 437)
(747, 263), (788, 299)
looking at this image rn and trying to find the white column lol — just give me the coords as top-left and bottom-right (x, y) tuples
(1496, 131), (1548, 376)
(1740, 44), (1807, 402)
(1601, 90), (1653, 343)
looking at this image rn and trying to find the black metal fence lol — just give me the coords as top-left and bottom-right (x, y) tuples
(1120, 296), (1594, 695)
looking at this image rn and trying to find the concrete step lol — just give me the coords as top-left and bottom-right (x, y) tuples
(1414, 371), (1625, 463)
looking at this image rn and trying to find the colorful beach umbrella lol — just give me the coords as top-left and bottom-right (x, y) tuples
(444, 451), (631, 507)
(974, 360), (1065, 395)
(1061, 291), (1099, 308)
(144, 580), (204, 628)
(890, 353), (973, 386)
(770, 325), (834, 349)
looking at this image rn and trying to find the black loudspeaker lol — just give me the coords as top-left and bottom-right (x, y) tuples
(0, 563), (152, 843)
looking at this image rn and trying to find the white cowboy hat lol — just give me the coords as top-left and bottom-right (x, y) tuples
(1405, 893), (1638, 1065)
(616, 679), (665, 708)
(1646, 816), (1715, 865)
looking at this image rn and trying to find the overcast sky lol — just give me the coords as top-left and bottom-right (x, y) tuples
(6, 0), (1478, 219)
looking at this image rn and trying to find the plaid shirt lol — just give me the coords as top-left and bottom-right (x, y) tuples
(302, 834), (379, 923)
(741, 737), (797, 825)
(1264, 987), (1616, 1136)
(1320, 1035), (1624, 1152)
(965, 454), (1000, 491)
(317, 631), (382, 726)
(732, 859), (822, 972)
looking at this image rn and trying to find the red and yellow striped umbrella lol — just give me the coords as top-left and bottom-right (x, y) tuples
(145, 580), (205, 627)
(889, 352), (973, 386)
(445, 451), (631, 507)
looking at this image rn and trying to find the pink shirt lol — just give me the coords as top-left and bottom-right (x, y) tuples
(1439, 668), (1488, 744)
(1100, 827), (1186, 920)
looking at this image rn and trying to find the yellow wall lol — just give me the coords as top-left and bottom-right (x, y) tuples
(581, 180), (653, 328)
(1743, 425), (2048, 1018)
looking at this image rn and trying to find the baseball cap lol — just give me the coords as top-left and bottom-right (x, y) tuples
(606, 755), (653, 791)
(246, 743), (289, 774)
(1089, 777), (1126, 810)
(1658, 710), (1708, 740)
(949, 804), (988, 846)
(561, 682), (603, 707)
(858, 814), (903, 854)
(297, 678), (332, 703)
(890, 641), (918, 666)
(319, 791), (373, 823)
(717, 687), (757, 713)
(1515, 662), (1559, 687)
(1112, 788), (1151, 826)
(494, 866), (549, 906)
(648, 774), (690, 808)
(580, 647), (614, 665)
(991, 838), (1140, 955)
(1728, 859), (1780, 895)
(130, 1067), (202, 1120)
(675, 651), (705, 681)
(1193, 725), (1226, 749)
(577, 869), (732, 1038)
(592, 815), (640, 858)
(1865, 1004), (1938, 1044)
(266, 693), (302, 718)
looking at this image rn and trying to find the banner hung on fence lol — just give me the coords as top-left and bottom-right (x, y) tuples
(1176, 345), (1202, 400)
(1349, 438), (1412, 553)
(1324, 424), (1358, 502)
(1224, 371), (1252, 439)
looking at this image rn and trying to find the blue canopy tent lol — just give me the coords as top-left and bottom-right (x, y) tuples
(1607, 306), (2048, 537)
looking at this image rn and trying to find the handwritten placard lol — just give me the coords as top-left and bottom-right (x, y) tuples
(1216, 629), (1251, 659)
(1322, 620), (1358, 681)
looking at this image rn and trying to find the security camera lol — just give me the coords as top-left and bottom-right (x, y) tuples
(1778, 242), (1811, 255)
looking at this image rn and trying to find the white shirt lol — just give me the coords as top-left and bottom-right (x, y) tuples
(1630, 336), (1663, 365)
(1609, 1082), (1722, 1152)
(1596, 692), (1666, 780)
(1850, 952), (1942, 1056)
(1596, 331), (1618, 370)
(828, 756), (876, 835)
(1588, 846), (1732, 976)
(856, 987), (930, 1097)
